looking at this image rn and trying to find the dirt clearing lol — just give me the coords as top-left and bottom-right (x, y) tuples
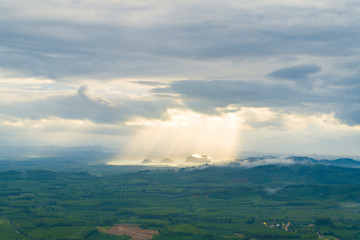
(98, 224), (159, 240)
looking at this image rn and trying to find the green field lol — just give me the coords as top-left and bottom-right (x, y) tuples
(0, 165), (359, 239)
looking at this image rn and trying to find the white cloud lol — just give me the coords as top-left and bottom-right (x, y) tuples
(186, 154), (212, 164)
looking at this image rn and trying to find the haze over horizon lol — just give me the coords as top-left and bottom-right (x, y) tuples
(1, 0), (360, 163)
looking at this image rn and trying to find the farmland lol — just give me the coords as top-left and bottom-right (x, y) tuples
(0, 165), (360, 239)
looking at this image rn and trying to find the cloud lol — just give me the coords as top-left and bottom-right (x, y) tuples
(268, 64), (321, 80)
(153, 78), (360, 125)
(0, 114), (132, 147)
(153, 79), (310, 111)
(0, 85), (174, 124)
(186, 154), (212, 164)
(1, 0), (360, 80)
(268, 64), (322, 88)
(1, 0), (360, 157)
(134, 81), (168, 87)
(338, 107), (360, 126)
(235, 156), (295, 167)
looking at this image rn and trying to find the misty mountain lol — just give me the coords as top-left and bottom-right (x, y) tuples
(232, 155), (360, 168)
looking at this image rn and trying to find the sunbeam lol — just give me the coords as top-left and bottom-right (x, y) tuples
(110, 109), (242, 165)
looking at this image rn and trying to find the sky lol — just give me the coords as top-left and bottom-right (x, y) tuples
(1, 0), (360, 163)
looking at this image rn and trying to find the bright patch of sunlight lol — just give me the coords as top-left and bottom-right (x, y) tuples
(110, 108), (243, 165)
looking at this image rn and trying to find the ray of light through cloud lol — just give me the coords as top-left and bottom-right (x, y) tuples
(110, 109), (242, 165)
(0, 0), (360, 164)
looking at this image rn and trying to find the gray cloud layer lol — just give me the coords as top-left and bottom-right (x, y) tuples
(1, 86), (173, 123)
(153, 74), (360, 125)
(268, 64), (321, 80)
(1, 0), (360, 135)
(1, 1), (360, 80)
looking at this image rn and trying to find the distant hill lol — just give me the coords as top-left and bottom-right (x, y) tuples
(231, 155), (360, 168)
(108, 164), (360, 187)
